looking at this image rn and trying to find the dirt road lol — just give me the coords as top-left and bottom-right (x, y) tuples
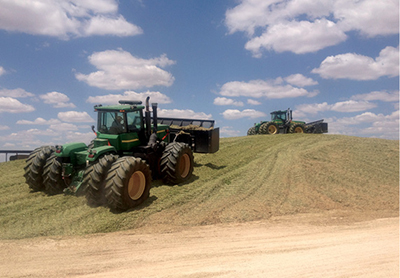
(1, 216), (398, 278)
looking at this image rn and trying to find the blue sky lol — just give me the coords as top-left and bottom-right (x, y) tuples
(0, 0), (398, 156)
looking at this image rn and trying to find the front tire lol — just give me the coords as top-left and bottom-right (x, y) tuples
(260, 122), (278, 134)
(84, 153), (118, 207)
(105, 157), (151, 211)
(289, 124), (305, 133)
(24, 146), (54, 191)
(247, 127), (256, 135)
(43, 154), (66, 195)
(160, 142), (194, 184)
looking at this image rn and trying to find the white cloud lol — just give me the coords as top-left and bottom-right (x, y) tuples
(17, 117), (61, 125)
(58, 111), (95, 122)
(0, 97), (35, 113)
(221, 109), (267, 120)
(64, 131), (95, 145)
(40, 91), (76, 108)
(158, 109), (212, 120)
(213, 97), (244, 106)
(294, 102), (331, 115)
(0, 88), (34, 98)
(219, 78), (318, 99)
(225, 0), (399, 56)
(0, 125), (9, 130)
(312, 46), (399, 80)
(0, 0), (142, 39)
(334, 0), (399, 37)
(83, 15), (142, 37)
(220, 126), (241, 137)
(0, 66), (5, 76)
(331, 110), (399, 139)
(87, 91), (172, 104)
(330, 100), (377, 112)
(284, 74), (318, 87)
(49, 123), (79, 131)
(351, 90), (399, 102)
(245, 19), (347, 56)
(295, 100), (376, 114)
(247, 99), (262, 105)
(75, 49), (175, 90)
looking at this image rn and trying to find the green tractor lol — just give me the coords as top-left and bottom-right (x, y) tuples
(24, 97), (219, 211)
(247, 108), (328, 135)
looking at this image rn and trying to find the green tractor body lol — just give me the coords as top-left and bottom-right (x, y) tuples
(24, 98), (219, 211)
(248, 108), (328, 135)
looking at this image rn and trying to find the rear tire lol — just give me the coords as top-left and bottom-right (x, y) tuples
(84, 154), (118, 207)
(260, 122), (278, 134)
(105, 157), (151, 211)
(24, 146), (54, 191)
(289, 124), (305, 133)
(43, 154), (66, 195)
(161, 142), (194, 184)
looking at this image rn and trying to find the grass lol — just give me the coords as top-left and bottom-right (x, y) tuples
(0, 134), (398, 239)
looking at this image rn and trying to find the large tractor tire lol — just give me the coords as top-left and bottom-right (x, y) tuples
(247, 126), (256, 135)
(104, 157), (151, 211)
(24, 146), (54, 191)
(160, 142), (194, 184)
(84, 153), (118, 207)
(259, 122), (279, 135)
(43, 154), (67, 195)
(289, 123), (305, 133)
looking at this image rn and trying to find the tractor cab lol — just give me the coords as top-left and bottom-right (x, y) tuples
(270, 108), (292, 125)
(93, 100), (169, 152)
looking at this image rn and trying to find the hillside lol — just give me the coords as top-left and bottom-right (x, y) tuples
(0, 134), (398, 239)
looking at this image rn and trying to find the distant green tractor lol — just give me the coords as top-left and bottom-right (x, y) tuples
(24, 97), (219, 211)
(247, 108), (328, 135)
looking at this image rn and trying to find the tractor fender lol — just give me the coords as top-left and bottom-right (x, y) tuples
(86, 145), (117, 163)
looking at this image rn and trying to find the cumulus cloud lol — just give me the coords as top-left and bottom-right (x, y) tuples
(335, 0), (399, 37)
(247, 99), (262, 105)
(221, 109), (267, 120)
(330, 100), (377, 112)
(57, 111), (95, 122)
(295, 100), (377, 115)
(158, 109), (212, 120)
(332, 110), (399, 139)
(49, 123), (79, 131)
(213, 97), (244, 106)
(0, 66), (5, 76)
(87, 91), (172, 104)
(0, 88), (34, 98)
(351, 90), (399, 102)
(0, 0), (142, 39)
(245, 19), (347, 56)
(220, 126), (241, 137)
(40, 91), (76, 108)
(17, 117), (61, 125)
(218, 78), (318, 99)
(284, 74), (318, 87)
(312, 46), (399, 80)
(225, 0), (399, 56)
(0, 97), (35, 113)
(0, 125), (9, 130)
(75, 49), (176, 90)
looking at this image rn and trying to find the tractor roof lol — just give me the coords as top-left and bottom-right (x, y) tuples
(270, 110), (287, 114)
(94, 101), (145, 112)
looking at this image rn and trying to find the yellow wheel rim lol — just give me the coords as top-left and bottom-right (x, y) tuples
(179, 154), (190, 178)
(128, 171), (146, 200)
(269, 125), (277, 134)
(294, 127), (304, 133)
